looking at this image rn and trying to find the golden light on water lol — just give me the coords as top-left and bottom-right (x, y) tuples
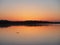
(0, 25), (59, 44)
(0, 0), (60, 45)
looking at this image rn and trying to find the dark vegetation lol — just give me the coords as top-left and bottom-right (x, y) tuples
(0, 20), (60, 27)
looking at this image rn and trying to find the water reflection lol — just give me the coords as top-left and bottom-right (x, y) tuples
(0, 24), (49, 28)
(0, 25), (60, 45)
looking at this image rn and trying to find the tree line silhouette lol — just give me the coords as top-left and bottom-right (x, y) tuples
(0, 20), (60, 27)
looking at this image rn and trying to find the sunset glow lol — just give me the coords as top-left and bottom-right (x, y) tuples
(0, 0), (60, 21)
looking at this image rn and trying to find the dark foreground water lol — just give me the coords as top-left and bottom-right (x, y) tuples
(0, 24), (60, 45)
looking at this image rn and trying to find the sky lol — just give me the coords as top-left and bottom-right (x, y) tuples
(0, 0), (60, 21)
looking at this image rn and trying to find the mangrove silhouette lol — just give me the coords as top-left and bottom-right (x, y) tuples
(0, 20), (60, 27)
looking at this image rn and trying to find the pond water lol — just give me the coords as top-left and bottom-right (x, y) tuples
(0, 24), (60, 45)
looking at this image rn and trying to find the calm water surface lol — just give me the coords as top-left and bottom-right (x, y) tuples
(0, 24), (60, 45)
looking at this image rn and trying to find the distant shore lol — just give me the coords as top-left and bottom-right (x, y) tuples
(0, 20), (60, 27)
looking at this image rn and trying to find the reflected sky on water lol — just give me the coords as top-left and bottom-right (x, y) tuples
(0, 25), (60, 45)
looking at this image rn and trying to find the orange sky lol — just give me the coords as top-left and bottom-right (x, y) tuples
(0, 0), (60, 21)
